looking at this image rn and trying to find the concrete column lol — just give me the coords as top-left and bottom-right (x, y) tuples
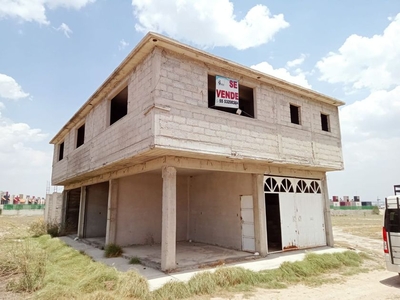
(61, 191), (68, 228)
(252, 174), (268, 256)
(161, 166), (177, 271)
(321, 174), (334, 247)
(106, 179), (118, 245)
(77, 187), (86, 238)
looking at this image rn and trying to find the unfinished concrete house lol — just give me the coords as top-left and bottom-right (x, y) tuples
(50, 32), (344, 271)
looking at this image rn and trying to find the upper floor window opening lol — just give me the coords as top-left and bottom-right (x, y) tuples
(321, 113), (330, 132)
(290, 104), (301, 125)
(208, 75), (254, 118)
(58, 142), (64, 161)
(110, 86), (128, 125)
(76, 124), (85, 148)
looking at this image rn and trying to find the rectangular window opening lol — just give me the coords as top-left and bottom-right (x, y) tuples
(110, 86), (128, 125)
(290, 104), (301, 125)
(76, 124), (85, 148)
(321, 113), (330, 132)
(58, 142), (64, 161)
(208, 75), (254, 118)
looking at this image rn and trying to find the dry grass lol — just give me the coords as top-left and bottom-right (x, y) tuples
(331, 214), (383, 240)
(0, 215), (376, 300)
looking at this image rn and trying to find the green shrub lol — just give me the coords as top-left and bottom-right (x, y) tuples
(46, 222), (61, 237)
(129, 256), (141, 264)
(104, 244), (123, 258)
(372, 205), (380, 215)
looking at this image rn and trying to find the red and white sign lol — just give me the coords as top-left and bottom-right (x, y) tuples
(215, 76), (239, 108)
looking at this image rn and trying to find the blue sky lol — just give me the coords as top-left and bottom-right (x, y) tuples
(0, 0), (399, 202)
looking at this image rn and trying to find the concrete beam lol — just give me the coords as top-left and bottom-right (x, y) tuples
(64, 155), (325, 192)
(164, 156), (326, 178)
(105, 179), (119, 245)
(64, 157), (166, 190)
(252, 174), (268, 256)
(321, 174), (334, 247)
(161, 166), (177, 271)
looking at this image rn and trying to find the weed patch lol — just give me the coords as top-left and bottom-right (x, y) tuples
(4, 240), (47, 293)
(104, 243), (123, 258)
(129, 256), (141, 264)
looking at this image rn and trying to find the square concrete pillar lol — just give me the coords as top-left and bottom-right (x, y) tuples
(321, 174), (334, 247)
(77, 187), (86, 238)
(106, 179), (118, 245)
(252, 174), (268, 256)
(161, 166), (177, 271)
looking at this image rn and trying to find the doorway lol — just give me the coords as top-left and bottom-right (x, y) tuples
(265, 193), (282, 252)
(84, 182), (109, 238)
(64, 188), (81, 234)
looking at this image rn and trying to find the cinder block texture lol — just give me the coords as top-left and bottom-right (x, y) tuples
(52, 48), (343, 185)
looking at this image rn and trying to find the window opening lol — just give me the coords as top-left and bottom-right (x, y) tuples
(290, 104), (301, 125)
(208, 75), (254, 118)
(321, 113), (330, 132)
(58, 142), (64, 161)
(76, 124), (85, 148)
(110, 86), (128, 125)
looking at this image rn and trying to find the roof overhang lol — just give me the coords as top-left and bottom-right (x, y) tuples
(50, 32), (345, 144)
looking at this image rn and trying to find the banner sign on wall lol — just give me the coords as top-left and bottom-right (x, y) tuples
(215, 75), (239, 108)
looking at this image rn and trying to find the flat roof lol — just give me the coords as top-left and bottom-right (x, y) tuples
(50, 32), (345, 144)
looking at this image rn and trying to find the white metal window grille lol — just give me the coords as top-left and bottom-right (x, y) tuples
(264, 176), (321, 194)
(264, 177), (280, 193)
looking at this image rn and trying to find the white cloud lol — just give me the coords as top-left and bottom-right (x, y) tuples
(0, 0), (96, 25)
(0, 111), (52, 197)
(54, 23), (72, 38)
(0, 73), (29, 100)
(286, 54), (306, 68)
(131, 0), (289, 50)
(316, 13), (400, 91)
(251, 61), (311, 89)
(328, 86), (400, 201)
(340, 87), (400, 142)
(119, 39), (129, 50)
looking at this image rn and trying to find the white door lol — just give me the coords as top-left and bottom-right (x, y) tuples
(265, 176), (327, 250)
(241, 195), (255, 252)
(279, 193), (298, 249)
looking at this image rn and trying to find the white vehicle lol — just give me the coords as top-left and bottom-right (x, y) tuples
(383, 185), (400, 273)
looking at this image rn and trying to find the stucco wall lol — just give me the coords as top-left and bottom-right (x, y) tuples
(153, 50), (343, 171)
(52, 52), (155, 185)
(188, 172), (253, 250)
(85, 182), (109, 238)
(115, 173), (188, 246)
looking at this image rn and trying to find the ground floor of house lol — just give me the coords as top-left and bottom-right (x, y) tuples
(51, 158), (334, 272)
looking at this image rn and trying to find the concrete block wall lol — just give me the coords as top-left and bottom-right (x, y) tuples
(52, 53), (155, 185)
(153, 50), (343, 170)
(188, 172), (253, 250)
(44, 192), (63, 224)
(115, 173), (188, 246)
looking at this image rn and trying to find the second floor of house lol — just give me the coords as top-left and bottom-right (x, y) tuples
(51, 33), (344, 185)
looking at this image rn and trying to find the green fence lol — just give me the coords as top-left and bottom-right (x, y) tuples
(2, 204), (45, 210)
(330, 205), (374, 210)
